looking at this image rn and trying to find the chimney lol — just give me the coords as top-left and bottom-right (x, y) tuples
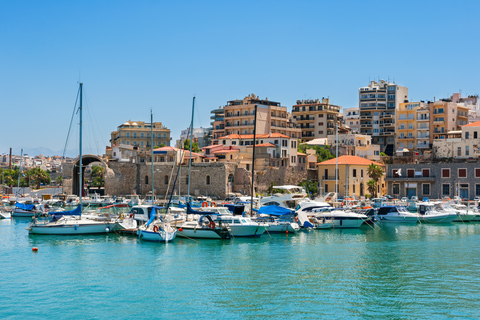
(9, 148), (12, 169)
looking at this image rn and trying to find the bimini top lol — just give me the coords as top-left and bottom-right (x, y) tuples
(258, 205), (294, 216)
(15, 202), (35, 211)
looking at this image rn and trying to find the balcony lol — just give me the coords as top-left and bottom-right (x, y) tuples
(385, 175), (436, 181)
(417, 144), (430, 149)
(433, 120), (444, 125)
(322, 176), (338, 181)
(361, 115), (372, 119)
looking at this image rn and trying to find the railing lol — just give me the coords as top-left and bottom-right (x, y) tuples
(322, 176), (338, 181)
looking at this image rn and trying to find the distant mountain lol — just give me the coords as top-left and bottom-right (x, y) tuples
(21, 147), (102, 158)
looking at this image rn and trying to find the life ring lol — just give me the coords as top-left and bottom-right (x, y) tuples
(120, 214), (125, 219)
(208, 221), (216, 229)
(294, 216), (299, 223)
(341, 202), (345, 207)
(211, 202), (216, 207)
(153, 225), (159, 232)
(202, 201), (208, 207)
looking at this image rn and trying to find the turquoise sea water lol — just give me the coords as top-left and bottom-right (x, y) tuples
(2, 218), (480, 319)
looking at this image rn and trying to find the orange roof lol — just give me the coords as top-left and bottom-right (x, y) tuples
(247, 143), (277, 148)
(297, 152), (307, 156)
(212, 149), (239, 154)
(317, 155), (383, 166)
(462, 120), (480, 127)
(217, 133), (291, 140)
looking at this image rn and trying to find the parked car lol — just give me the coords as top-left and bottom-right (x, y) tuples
(410, 196), (418, 202)
(401, 197), (408, 202)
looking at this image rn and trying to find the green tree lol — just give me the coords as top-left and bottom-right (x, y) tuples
(55, 175), (63, 186)
(25, 168), (51, 189)
(367, 180), (376, 197)
(367, 163), (383, 198)
(297, 143), (335, 163)
(154, 143), (166, 149)
(299, 180), (318, 197)
(183, 139), (200, 152)
(90, 165), (105, 187)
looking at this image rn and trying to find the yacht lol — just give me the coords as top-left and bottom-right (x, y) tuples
(260, 185), (308, 209)
(309, 207), (367, 229)
(177, 215), (232, 239)
(253, 205), (300, 233)
(441, 203), (477, 222)
(375, 206), (419, 223)
(417, 203), (457, 223)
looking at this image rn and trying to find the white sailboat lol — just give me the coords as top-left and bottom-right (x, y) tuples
(28, 83), (117, 235)
(12, 149), (41, 218)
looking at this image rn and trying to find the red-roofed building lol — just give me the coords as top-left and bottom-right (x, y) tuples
(317, 155), (385, 198)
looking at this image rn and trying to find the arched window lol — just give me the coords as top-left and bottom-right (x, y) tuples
(164, 175), (169, 185)
(145, 175), (149, 185)
(206, 175), (210, 185)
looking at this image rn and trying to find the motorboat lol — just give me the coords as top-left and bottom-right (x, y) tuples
(310, 207), (367, 229)
(177, 215), (232, 239)
(253, 205), (300, 233)
(28, 206), (118, 235)
(439, 203), (477, 222)
(194, 206), (268, 237)
(130, 204), (186, 227)
(375, 206), (419, 223)
(260, 185), (308, 209)
(137, 207), (176, 242)
(416, 203), (457, 223)
(0, 208), (11, 219)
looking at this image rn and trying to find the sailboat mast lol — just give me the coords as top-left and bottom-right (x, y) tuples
(335, 122), (338, 199)
(151, 109), (154, 203)
(78, 83), (83, 211)
(250, 105), (257, 215)
(187, 97), (195, 203)
(15, 149), (23, 201)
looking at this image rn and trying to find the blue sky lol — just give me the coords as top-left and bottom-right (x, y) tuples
(1, 0), (479, 156)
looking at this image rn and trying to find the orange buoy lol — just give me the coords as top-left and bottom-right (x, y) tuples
(32, 247), (38, 252)
(178, 228), (183, 232)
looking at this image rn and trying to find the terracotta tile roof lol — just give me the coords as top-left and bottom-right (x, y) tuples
(212, 149), (239, 154)
(317, 155), (383, 166)
(217, 133), (291, 139)
(247, 143), (277, 147)
(462, 120), (480, 127)
(297, 152), (307, 156)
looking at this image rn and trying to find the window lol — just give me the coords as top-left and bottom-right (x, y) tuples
(442, 169), (450, 178)
(164, 175), (169, 185)
(319, 114), (324, 118)
(134, 133), (137, 138)
(361, 170), (364, 177)
(141, 133), (144, 138)
(324, 169), (328, 179)
(466, 132), (469, 139)
(476, 169), (480, 178)
(476, 184), (480, 197)
(475, 131), (478, 139)
(319, 122), (324, 126)
(145, 175), (149, 185)
(353, 185), (355, 194)
(407, 169), (414, 178)
(423, 184), (430, 195)
(422, 169), (429, 177)
(442, 184), (450, 196)
(126, 132), (130, 137)
(457, 147), (461, 156)
(458, 169), (467, 178)
(353, 169), (357, 177)
(325, 184), (328, 193)
(393, 184), (399, 195)
(206, 175), (210, 185)
(466, 146), (470, 156)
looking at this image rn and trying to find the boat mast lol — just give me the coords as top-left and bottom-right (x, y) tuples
(250, 105), (257, 215)
(187, 97), (195, 203)
(79, 82), (83, 211)
(335, 122), (338, 201)
(151, 109), (154, 204)
(15, 149), (23, 201)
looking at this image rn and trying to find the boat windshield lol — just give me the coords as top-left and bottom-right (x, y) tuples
(396, 207), (409, 213)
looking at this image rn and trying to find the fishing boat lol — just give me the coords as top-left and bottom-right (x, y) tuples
(375, 206), (419, 223)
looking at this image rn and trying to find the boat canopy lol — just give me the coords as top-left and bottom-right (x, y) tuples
(186, 203), (218, 215)
(51, 205), (82, 220)
(258, 205), (294, 216)
(15, 202), (35, 211)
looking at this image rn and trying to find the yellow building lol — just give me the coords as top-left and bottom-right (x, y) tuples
(317, 155), (385, 198)
(430, 100), (469, 141)
(395, 102), (429, 154)
(110, 120), (171, 152)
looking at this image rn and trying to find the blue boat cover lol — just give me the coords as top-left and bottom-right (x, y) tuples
(15, 202), (35, 211)
(257, 205), (294, 216)
(146, 207), (156, 227)
(186, 203), (218, 215)
(51, 205), (82, 220)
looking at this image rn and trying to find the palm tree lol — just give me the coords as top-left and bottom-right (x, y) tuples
(27, 168), (51, 189)
(367, 179), (376, 197)
(367, 163), (384, 198)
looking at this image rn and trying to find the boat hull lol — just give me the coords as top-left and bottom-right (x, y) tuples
(12, 210), (37, 217)
(267, 222), (300, 233)
(0, 211), (11, 219)
(376, 215), (419, 223)
(419, 214), (457, 224)
(331, 218), (365, 228)
(229, 225), (268, 237)
(177, 227), (231, 239)
(138, 229), (176, 242)
(29, 222), (116, 235)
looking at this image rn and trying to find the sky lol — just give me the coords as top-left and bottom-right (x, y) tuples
(1, 0), (479, 157)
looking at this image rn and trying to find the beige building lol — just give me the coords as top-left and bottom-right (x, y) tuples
(343, 107), (360, 133)
(292, 98), (341, 142)
(395, 102), (430, 154)
(317, 155), (385, 198)
(359, 80), (408, 155)
(429, 100), (469, 141)
(211, 94), (300, 144)
(432, 120), (480, 159)
(110, 120), (171, 152)
(327, 133), (380, 161)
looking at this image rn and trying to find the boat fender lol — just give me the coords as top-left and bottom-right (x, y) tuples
(74, 225), (77, 230)
(202, 201), (208, 207)
(153, 225), (159, 233)
(211, 202), (216, 207)
(294, 216), (299, 223)
(209, 221), (216, 229)
(105, 227), (110, 232)
(130, 213), (133, 218)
